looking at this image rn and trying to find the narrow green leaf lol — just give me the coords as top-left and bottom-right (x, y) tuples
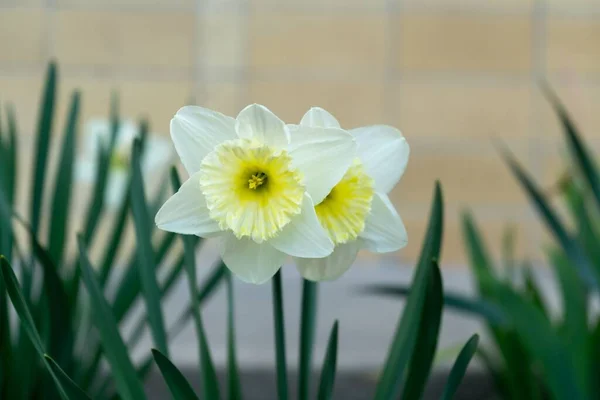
(522, 265), (549, 319)
(44, 355), (91, 400)
(83, 231), (178, 389)
(462, 213), (497, 295)
(152, 349), (199, 400)
(83, 141), (110, 244)
(123, 260), (226, 388)
(0, 256), (68, 400)
(298, 279), (318, 400)
(473, 347), (505, 398)
(0, 258), (11, 398)
(440, 334), (480, 400)
(317, 321), (338, 400)
(168, 261), (227, 339)
(226, 271), (242, 400)
(92, 253), (190, 395)
(0, 257), (44, 356)
(0, 104), (17, 261)
(98, 189), (130, 286)
(77, 236), (146, 400)
(108, 92), (120, 151)
(541, 83), (600, 212)
(589, 320), (600, 396)
(130, 138), (169, 355)
(401, 262), (443, 400)
(499, 146), (598, 291)
(82, 90), (123, 249)
(171, 168), (220, 399)
(0, 124), (10, 262)
(501, 225), (517, 283)
(462, 214), (541, 400)
(112, 231), (176, 323)
(563, 178), (600, 279)
(125, 253), (186, 350)
(5, 104), (17, 209)
(491, 281), (584, 400)
(272, 269), (288, 400)
(30, 62), (57, 241)
(360, 285), (507, 327)
(547, 248), (589, 393)
(48, 91), (80, 267)
(20, 218), (73, 367)
(374, 182), (443, 400)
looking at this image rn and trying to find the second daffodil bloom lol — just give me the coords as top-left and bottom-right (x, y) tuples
(293, 107), (409, 282)
(155, 104), (357, 284)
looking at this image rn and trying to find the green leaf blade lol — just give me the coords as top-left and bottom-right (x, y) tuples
(171, 167), (220, 400)
(374, 182), (443, 400)
(298, 279), (318, 400)
(440, 334), (479, 400)
(317, 320), (339, 400)
(226, 271), (242, 400)
(542, 84), (600, 212)
(272, 269), (288, 400)
(48, 90), (80, 268)
(499, 147), (598, 291)
(30, 62), (57, 240)
(491, 282), (585, 400)
(401, 262), (443, 400)
(130, 138), (169, 355)
(44, 355), (91, 400)
(152, 349), (199, 400)
(0, 256), (68, 400)
(77, 237), (146, 400)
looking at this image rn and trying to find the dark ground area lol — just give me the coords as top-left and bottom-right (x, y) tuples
(145, 369), (496, 399)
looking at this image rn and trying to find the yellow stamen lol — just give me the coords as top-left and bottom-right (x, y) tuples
(248, 172), (267, 190)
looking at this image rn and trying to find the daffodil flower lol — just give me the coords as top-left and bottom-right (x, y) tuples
(155, 104), (357, 284)
(293, 107), (409, 281)
(76, 118), (173, 208)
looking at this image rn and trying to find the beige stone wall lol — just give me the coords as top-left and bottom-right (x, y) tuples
(1, 0), (597, 266)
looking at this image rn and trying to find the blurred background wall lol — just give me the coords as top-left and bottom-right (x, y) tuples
(0, 0), (596, 266)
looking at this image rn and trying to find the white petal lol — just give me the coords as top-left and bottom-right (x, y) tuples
(269, 194), (334, 258)
(114, 119), (139, 148)
(350, 125), (409, 193)
(299, 107), (341, 129)
(288, 126), (357, 204)
(295, 241), (360, 282)
(75, 160), (96, 182)
(83, 119), (111, 152)
(171, 106), (237, 175)
(221, 233), (285, 284)
(155, 172), (221, 236)
(235, 104), (289, 149)
(360, 193), (407, 253)
(142, 137), (175, 174)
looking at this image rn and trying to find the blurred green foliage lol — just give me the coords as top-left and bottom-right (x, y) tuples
(368, 86), (600, 400)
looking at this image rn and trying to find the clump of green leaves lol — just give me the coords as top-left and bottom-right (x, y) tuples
(456, 86), (600, 400)
(0, 62), (477, 399)
(368, 87), (600, 400)
(0, 62), (226, 399)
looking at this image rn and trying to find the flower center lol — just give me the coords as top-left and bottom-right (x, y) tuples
(248, 172), (268, 190)
(315, 159), (374, 245)
(199, 139), (304, 242)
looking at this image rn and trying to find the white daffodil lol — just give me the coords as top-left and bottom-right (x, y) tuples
(155, 104), (357, 284)
(293, 107), (409, 282)
(76, 118), (173, 208)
